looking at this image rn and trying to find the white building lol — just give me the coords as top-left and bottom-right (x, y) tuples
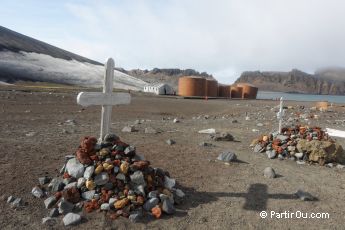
(143, 83), (174, 95)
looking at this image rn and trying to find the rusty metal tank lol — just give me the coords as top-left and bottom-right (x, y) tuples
(218, 84), (230, 98)
(237, 83), (258, 99)
(206, 79), (218, 97)
(230, 85), (243, 99)
(178, 76), (206, 97)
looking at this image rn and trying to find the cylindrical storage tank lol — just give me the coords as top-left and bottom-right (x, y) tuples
(236, 83), (258, 99)
(218, 84), (230, 98)
(316, 101), (328, 111)
(206, 79), (218, 97)
(178, 76), (206, 97)
(230, 85), (243, 98)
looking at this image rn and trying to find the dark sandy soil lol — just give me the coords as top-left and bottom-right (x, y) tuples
(1, 85), (345, 230)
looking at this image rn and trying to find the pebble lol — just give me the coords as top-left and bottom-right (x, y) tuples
(82, 190), (95, 200)
(44, 196), (57, 209)
(83, 166), (94, 179)
(296, 160), (306, 165)
(145, 127), (158, 134)
(257, 123), (263, 127)
(101, 203), (110, 211)
(7, 196), (15, 203)
(32, 186), (44, 198)
(42, 217), (56, 226)
(162, 199), (175, 214)
(166, 139), (175, 145)
(129, 213), (141, 223)
(64, 182), (77, 190)
(198, 128), (216, 134)
(122, 126), (135, 132)
(266, 150), (276, 159)
(217, 151), (237, 162)
(63, 213), (81, 226)
(94, 172), (109, 185)
(10, 198), (23, 209)
(26, 131), (37, 137)
(49, 208), (59, 217)
(173, 118), (179, 123)
(66, 158), (85, 179)
(263, 167), (276, 178)
(148, 191), (158, 199)
(38, 176), (51, 185)
(164, 176), (176, 190)
(336, 164), (345, 169)
(58, 199), (74, 214)
(326, 163), (334, 168)
(199, 142), (213, 147)
(143, 198), (159, 211)
(130, 171), (146, 186)
(77, 178), (86, 188)
(276, 135), (289, 141)
(295, 152), (304, 159)
(295, 190), (315, 201)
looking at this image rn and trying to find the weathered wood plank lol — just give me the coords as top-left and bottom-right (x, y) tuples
(77, 92), (131, 107)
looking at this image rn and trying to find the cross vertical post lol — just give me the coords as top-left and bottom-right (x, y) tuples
(278, 97), (284, 134)
(100, 58), (115, 142)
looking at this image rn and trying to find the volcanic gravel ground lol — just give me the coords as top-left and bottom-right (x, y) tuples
(1, 86), (345, 229)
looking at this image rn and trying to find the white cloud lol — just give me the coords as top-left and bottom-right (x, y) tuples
(57, 0), (345, 83)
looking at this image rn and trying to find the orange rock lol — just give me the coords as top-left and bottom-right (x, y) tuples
(151, 206), (162, 219)
(114, 198), (129, 209)
(120, 162), (129, 174)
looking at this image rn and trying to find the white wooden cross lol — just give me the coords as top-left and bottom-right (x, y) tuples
(77, 58), (131, 141)
(277, 97), (284, 134)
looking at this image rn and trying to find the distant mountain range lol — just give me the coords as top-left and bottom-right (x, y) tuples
(235, 69), (345, 95)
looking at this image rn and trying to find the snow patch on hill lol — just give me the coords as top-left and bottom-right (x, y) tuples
(0, 51), (147, 90)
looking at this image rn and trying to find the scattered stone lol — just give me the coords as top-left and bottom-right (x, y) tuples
(7, 196), (15, 203)
(63, 213), (81, 226)
(77, 178), (86, 188)
(295, 190), (315, 201)
(210, 132), (234, 141)
(257, 123), (264, 127)
(276, 135), (289, 141)
(217, 151), (237, 162)
(198, 128), (216, 134)
(42, 217), (56, 226)
(143, 198), (159, 211)
(296, 160), (306, 165)
(266, 150), (276, 159)
(32, 186), (44, 198)
(26, 131), (37, 137)
(101, 203), (110, 211)
(295, 152), (304, 159)
(231, 120), (238, 123)
(49, 208), (59, 217)
(44, 196), (57, 209)
(83, 166), (94, 179)
(162, 199), (175, 214)
(104, 134), (119, 143)
(145, 127), (158, 134)
(166, 139), (175, 145)
(326, 163), (334, 168)
(148, 191), (158, 199)
(336, 164), (345, 169)
(38, 176), (51, 185)
(254, 144), (265, 153)
(58, 199), (74, 214)
(199, 142), (213, 147)
(65, 119), (76, 126)
(164, 176), (175, 190)
(82, 190), (95, 200)
(10, 198), (23, 209)
(129, 213), (141, 223)
(263, 167), (276, 178)
(173, 118), (179, 123)
(122, 126), (135, 133)
(64, 182), (77, 190)
(94, 172), (109, 185)
(66, 158), (85, 179)
(130, 171), (146, 186)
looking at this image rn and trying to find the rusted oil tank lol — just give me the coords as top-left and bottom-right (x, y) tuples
(206, 79), (218, 97)
(178, 76), (206, 97)
(230, 85), (243, 99)
(236, 83), (258, 99)
(316, 101), (328, 111)
(218, 84), (230, 98)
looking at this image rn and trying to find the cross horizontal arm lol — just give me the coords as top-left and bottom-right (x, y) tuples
(77, 92), (131, 107)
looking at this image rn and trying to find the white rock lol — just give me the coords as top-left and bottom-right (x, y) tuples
(63, 213), (81, 226)
(198, 128), (216, 134)
(263, 167), (276, 178)
(32, 186), (44, 198)
(83, 166), (94, 179)
(77, 178), (86, 188)
(101, 203), (110, 211)
(164, 176), (176, 189)
(66, 158), (85, 179)
(94, 172), (109, 185)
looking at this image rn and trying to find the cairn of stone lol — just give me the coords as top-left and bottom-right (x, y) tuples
(252, 125), (345, 165)
(33, 134), (184, 226)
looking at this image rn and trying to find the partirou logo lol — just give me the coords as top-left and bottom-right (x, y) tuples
(259, 211), (330, 219)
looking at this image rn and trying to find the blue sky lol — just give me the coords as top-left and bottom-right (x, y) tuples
(1, 0), (345, 83)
